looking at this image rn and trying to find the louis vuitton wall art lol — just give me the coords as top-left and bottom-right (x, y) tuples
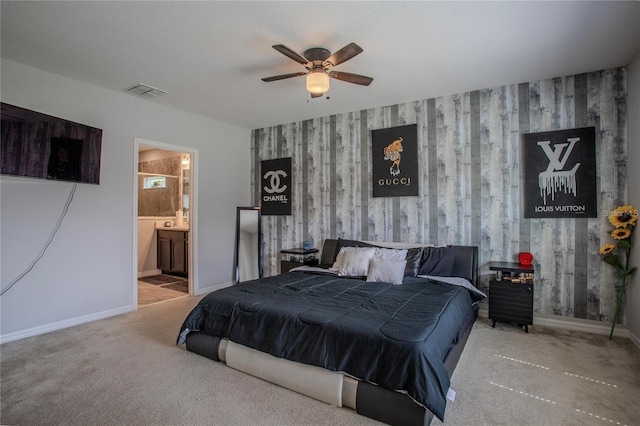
(523, 127), (597, 218)
(371, 124), (419, 197)
(261, 157), (292, 215)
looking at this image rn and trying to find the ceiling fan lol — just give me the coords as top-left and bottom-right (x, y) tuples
(261, 42), (373, 98)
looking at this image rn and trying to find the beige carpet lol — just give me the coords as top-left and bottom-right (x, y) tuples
(1, 295), (639, 425)
(435, 321), (640, 425)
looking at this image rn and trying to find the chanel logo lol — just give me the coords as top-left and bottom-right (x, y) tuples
(263, 170), (288, 194)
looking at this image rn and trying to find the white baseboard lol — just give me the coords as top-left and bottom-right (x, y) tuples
(533, 314), (629, 338)
(627, 330), (640, 350)
(478, 306), (488, 318)
(196, 281), (234, 295)
(138, 269), (162, 278)
(0, 305), (134, 344)
(477, 308), (630, 339)
(1, 282), (230, 344)
(5, 292), (636, 351)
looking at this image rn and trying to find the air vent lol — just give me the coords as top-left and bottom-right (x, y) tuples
(124, 83), (167, 98)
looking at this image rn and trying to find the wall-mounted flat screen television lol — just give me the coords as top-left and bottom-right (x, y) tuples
(1, 103), (102, 184)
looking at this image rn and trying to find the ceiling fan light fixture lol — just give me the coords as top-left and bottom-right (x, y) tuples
(263, 43), (371, 95)
(306, 70), (329, 95)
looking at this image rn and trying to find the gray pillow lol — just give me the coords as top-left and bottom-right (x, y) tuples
(404, 247), (424, 277)
(366, 258), (407, 285)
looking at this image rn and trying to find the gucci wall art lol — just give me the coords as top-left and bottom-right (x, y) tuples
(523, 127), (597, 218)
(261, 157), (292, 215)
(371, 124), (419, 197)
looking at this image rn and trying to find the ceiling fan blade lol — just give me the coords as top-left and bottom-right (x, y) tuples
(310, 92), (324, 98)
(329, 71), (373, 86)
(262, 72), (307, 82)
(324, 43), (363, 67)
(272, 44), (309, 66)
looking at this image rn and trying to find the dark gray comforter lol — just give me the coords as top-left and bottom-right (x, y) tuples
(177, 271), (479, 420)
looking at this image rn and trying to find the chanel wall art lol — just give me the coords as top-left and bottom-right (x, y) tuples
(522, 127), (597, 218)
(371, 124), (419, 197)
(261, 157), (292, 215)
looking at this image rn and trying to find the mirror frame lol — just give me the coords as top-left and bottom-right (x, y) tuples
(234, 206), (262, 284)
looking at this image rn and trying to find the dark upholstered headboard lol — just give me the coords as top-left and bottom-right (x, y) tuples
(319, 239), (339, 267)
(319, 239), (479, 288)
(448, 245), (479, 288)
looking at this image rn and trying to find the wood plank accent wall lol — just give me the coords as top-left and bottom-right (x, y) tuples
(138, 156), (181, 217)
(251, 68), (628, 323)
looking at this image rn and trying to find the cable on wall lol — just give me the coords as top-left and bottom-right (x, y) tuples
(0, 182), (77, 297)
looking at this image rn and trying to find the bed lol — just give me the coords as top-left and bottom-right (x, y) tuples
(177, 238), (483, 425)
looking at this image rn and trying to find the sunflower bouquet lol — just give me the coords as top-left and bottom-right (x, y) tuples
(599, 205), (638, 339)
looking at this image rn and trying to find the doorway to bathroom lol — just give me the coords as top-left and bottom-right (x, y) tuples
(135, 140), (195, 307)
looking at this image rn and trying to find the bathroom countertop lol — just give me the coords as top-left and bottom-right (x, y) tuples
(158, 226), (189, 231)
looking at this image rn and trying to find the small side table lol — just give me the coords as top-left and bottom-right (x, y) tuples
(488, 261), (535, 333)
(280, 248), (319, 273)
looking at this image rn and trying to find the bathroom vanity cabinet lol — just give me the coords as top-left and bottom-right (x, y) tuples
(157, 229), (188, 276)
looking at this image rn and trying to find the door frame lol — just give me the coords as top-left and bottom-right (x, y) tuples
(132, 137), (198, 308)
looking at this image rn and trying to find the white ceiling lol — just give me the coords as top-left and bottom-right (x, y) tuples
(1, 1), (639, 130)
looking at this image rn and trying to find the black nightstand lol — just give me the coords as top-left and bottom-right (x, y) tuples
(488, 261), (534, 333)
(280, 248), (319, 273)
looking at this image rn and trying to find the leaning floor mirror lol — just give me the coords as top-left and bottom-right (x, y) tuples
(234, 206), (262, 283)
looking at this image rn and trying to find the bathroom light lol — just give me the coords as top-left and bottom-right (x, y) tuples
(306, 70), (329, 95)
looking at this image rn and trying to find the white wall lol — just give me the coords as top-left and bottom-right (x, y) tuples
(137, 218), (160, 276)
(0, 59), (251, 342)
(626, 51), (640, 348)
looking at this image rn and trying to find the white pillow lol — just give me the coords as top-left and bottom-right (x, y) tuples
(330, 246), (360, 272)
(331, 247), (377, 276)
(373, 247), (408, 261)
(329, 248), (346, 272)
(366, 258), (407, 285)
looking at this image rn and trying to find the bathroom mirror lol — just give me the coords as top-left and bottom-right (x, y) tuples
(137, 152), (187, 218)
(181, 167), (190, 219)
(234, 207), (262, 283)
